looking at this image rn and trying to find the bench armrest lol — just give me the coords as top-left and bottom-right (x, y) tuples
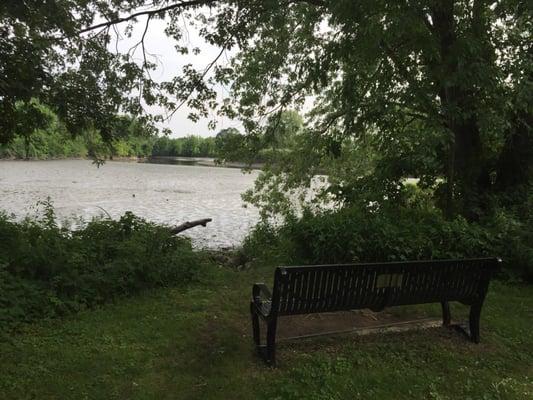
(252, 283), (272, 303)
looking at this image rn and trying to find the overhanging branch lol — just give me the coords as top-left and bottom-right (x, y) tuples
(80, 0), (327, 34)
(79, 0), (216, 34)
(166, 42), (229, 120)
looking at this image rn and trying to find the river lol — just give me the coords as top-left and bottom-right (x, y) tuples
(0, 160), (259, 248)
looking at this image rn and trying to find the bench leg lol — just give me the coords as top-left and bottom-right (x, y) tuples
(250, 302), (261, 349)
(469, 302), (482, 343)
(441, 301), (451, 326)
(266, 319), (278, 366)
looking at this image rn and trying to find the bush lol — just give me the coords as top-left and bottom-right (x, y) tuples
(0, 205), (207, 334)
(244, 201), (532, 281)
(482, 207), (533, 282)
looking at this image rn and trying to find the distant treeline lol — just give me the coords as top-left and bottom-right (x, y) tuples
(0, 102), (222, 160)
(151, 136), (215, 158)
(0, 129), (220, 160)
(0, 100), (302, 164)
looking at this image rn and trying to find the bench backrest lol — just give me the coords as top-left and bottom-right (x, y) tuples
(270, 258), (500, 316)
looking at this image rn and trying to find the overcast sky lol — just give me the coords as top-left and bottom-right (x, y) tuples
(112, 14), (241, 138)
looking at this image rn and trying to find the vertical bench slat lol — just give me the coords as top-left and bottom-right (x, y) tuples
(411, 265), (422, 302)
(305, 268), (317, 313)
(370, 268), (382, 308)
(322, 268), (333, 311)
(309, 269), (324, 313)
(423, 263), (434, 301)
(346, 268), (358, 309)
(329, 266), (343, 310)
(453, 262), (464, 298)
(292, 271), (303, 313)
(425, 263), (434, 301)
(321, 268), (331, 311)
(349, 267), (361, 309)
(287, 270), (298, 313)
(328, 267), (339, 310)
(360, 267), (372, 308)
(280, 268), (293, 313)
(456, 261), (468, 299)
(301, 270), (312, 313)
(340, 267), (353, 310)
(338, 267), (348, 309)
(301, 270), (311, 312)
(358, 266), (372, 308)
(347, 267), (356, 309)
(436, 265), (447, 301)
(317, 268), (329, 312)
(307, 269), (318, 313)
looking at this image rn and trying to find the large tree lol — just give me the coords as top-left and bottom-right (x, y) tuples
(203, 0), (530, 219)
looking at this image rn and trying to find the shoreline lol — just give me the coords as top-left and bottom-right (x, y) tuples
(0, 156), (143, 162)
(0, 155), (265, 170)
(147, 155), (264, 170)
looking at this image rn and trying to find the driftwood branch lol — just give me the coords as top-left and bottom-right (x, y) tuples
(170, 218), (212, 234)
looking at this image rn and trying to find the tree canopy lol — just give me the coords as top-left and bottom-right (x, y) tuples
(1, 0), (531, 219)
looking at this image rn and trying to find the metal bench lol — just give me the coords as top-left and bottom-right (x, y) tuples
(250, 257), (501, 365)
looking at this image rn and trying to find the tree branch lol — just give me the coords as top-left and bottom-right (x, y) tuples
(79, 0), (216, 34)
(380, 40), (444, 124)
(166, 42), (228, 120)
(80, 0), (327, 35)
(170, 218), (212, 234)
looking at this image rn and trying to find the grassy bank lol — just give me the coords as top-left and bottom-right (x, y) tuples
(0, 260), (531, 400)
(1, 207), (531, 399)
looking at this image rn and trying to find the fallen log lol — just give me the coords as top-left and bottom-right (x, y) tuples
(170, 218), (212, 234)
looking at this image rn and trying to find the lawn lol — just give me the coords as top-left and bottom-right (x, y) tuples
(1, 262), (532, 400)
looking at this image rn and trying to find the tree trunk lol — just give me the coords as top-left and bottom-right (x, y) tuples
(495, 110), (533, 193)
(450, 116), (490, 220)
(24, 136), (30, 160)
(431, 1), (491, 220)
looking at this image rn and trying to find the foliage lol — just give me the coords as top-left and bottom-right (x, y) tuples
(0, 203), (207, 333)
(0, 128), (87, 159)
(0, 0), (155, 143)
(214, 127), (249, 163)
(151, 135), (216, 158)
(0, 105), (222, 160)
(212, 0), (532, 219)
(263, 110), (304, 150)
(11, 99), (54, 158)
(213, 112), (304, 165)
(243, 185), (533, 281)
(0, 123), (234, 161)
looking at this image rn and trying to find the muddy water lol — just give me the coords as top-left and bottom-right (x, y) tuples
(0, 160), (259, 248)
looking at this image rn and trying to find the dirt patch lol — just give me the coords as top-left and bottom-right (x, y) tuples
(275, 309), (441, 340)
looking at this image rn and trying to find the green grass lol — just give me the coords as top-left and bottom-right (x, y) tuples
(0, 263), (532, 400)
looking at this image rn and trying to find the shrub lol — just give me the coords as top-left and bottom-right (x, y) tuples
(244, 203), (532, 281)
(0, 205), (206, 334)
